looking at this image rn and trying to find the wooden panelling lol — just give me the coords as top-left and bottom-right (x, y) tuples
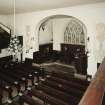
(61, 43), (87, 75)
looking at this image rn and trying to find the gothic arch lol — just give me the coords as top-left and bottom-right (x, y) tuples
(35, 14), (87, 51)
(64, 17), (87, 45)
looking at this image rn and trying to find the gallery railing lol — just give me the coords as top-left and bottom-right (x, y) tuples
(0, 22), (11, 34)
(79, 57), (105, 105)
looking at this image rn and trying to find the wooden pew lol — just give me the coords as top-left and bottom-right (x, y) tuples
(2, 62), (43, 88)
(0, 83), (12, 99)
(51, 71), (90, 86)
(5, 62), (42, 84)
(35, 83), (80, 104)
(41, 79), (84, 98)
(16, 64), (44, 80)
(16, 63), (46, 84)
(7, 68), (30, 89)
(0, 68), (26, 85)
(0, 70), (28, 97)
(0, 79), (13, 104)
(27, 88), (68, 105)
(0, 64), (29, 90)
(0, 71), (21, 94)
(10, 67), (35, 87)
(8, 102), (19, 105)
(13, 64), (41, 84)
(46, 75), (87, 91)
(18, 66), (40, 83)
(19, 94), (43, 105)
(16, 62), (43, 76)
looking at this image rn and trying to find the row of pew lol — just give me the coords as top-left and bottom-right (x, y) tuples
(0, 61), (44, 104)
(13, 72), (90, 105)
(0, 60), (91, 105)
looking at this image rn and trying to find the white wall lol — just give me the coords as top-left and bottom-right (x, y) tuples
(53, 18), (71, 50)
(0, 15), (8, 25)
(39, 20), (53, 45)
(0, 14), (14, 32)
(7, 2), (105, 76)
(39, 18), (71, 48)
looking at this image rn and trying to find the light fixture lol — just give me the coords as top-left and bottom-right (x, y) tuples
(8, 0), (23, 62)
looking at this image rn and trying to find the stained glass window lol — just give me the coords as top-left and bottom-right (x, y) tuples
(64, 19), (85, 45)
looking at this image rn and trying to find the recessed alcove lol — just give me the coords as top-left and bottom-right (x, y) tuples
(33, 15), (88, 75)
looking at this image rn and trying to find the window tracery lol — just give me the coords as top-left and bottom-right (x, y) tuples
(64, 19), (85, 45)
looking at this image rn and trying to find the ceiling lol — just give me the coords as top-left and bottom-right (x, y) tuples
(0, 0), (105, 14)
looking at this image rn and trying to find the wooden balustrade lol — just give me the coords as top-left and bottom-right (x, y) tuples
(79, 57), (105, 105)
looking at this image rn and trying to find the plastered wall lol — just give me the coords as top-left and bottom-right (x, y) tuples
(0, 2), (105, 76)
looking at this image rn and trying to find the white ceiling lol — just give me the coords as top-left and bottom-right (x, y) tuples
(0, 0), (105, 14)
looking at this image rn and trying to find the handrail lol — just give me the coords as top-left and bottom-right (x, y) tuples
(0, 22), (11, 34)
(0, 22), (11, 31)
(79, 57), (105, 105)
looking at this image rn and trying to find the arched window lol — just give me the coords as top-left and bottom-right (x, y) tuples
(64, 18), (85, 45)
